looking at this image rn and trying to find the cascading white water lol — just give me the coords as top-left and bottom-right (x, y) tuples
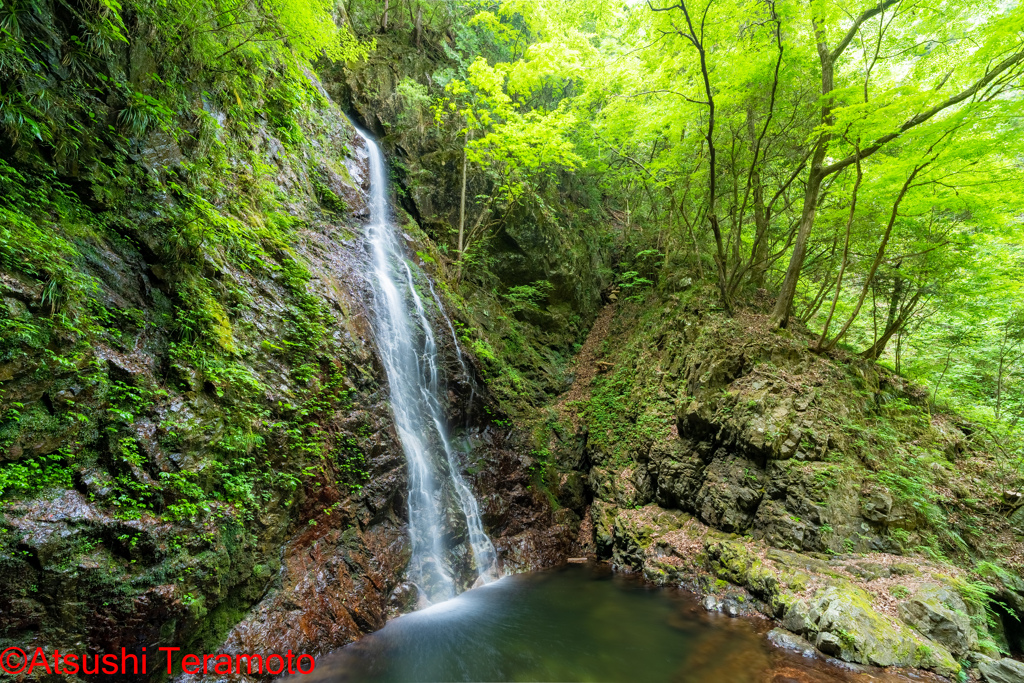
(355, 127), (497, 602)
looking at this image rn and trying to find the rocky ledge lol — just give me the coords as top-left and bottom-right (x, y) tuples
(603, 505), (983, 677)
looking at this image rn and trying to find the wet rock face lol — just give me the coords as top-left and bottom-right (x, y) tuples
(466, 431), (577, 572)
(220, 524), (408, 660)
(214, 297), (575, 670)
(0, 81), (571, 679)
(0, 122), (411, 672)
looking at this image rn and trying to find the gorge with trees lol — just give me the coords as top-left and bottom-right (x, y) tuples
(1, 0), (1023, 680)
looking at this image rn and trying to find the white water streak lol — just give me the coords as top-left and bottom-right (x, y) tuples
(356, 127), (496, 600)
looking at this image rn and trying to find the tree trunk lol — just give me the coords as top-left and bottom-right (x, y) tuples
(799, 267), (835, 324)
(997, 352), (1005, 421)
(750, 161), (769, 288)
(816, 152), (862, 348)
(997, 319), (1010, 421)
(382, 0), (389, 30)
(743, 104), (770, 289)
(860, 288), (922, 361)
(770, 161), (825, 327)
(932, 349), (955, 414)
(743, 2), (783, 291)
(770, 22), (835, 328)
(822, 166), (921, 351)
(885, 269), (904, 338)
(414, 4), (422, 47)
(895, 331), (903, 374)
(458, 130), (469, 254)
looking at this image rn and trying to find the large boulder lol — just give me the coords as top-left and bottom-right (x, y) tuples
(898, 583), (975, 656)
(814, 586), (912, 667)
(979, 658), (1024, 683)
(781, 584), (960, 677)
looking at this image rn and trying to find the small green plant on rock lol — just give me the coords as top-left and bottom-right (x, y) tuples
(889, 527), (911, 550)
(0, 452), (76, 499)
(312, 176), (348, 214)
(835, 628), (855, 649)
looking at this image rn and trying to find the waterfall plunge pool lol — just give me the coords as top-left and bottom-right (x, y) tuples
(284, 563), (928, 683)
(331, 126), (931, 683)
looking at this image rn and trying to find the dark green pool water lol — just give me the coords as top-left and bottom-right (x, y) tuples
(291, 564), (918, 683)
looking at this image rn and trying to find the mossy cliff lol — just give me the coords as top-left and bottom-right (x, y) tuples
(0, 3), (571, 679)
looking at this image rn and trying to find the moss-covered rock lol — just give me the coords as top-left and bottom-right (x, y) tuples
(795, 585), (960, 676)
(898, 582), (975, 656)
(602, 510), (979, 677)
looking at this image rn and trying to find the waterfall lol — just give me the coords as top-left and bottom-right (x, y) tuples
(355, 126), (497, 603)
